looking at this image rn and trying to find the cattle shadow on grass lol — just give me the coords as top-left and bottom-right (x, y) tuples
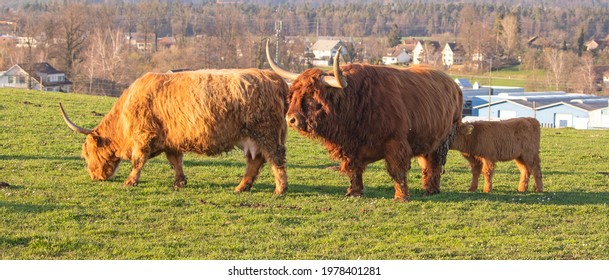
(0, 155), (82, 162)
(182, 158), (341, 171)
(89, 157), (609, 207)
(0, 201), (66, 213)
(0, 236), (32, 247)
(228, 181), (609, 206)
(125, 174), (609, 207)
(182, 158), (243, 169)
(1, 154), (332, 170)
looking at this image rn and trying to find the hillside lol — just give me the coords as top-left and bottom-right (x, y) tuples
(1, 0), (608, 9)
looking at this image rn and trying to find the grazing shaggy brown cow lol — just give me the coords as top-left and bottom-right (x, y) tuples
(60, 69), (289, 194)
(451, 118), (543, 193)
(266, 42), (463, 201)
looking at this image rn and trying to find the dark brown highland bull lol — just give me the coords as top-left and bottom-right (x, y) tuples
(266, 42), (463, 201)
(451, 118), (543, 193)
(60, 69), (289, 194)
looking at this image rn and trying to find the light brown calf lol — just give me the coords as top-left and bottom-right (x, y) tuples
(451, 118), (543, 193)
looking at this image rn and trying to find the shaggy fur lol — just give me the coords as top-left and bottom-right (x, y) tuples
(451, 118), (543, 193)
(68, 69), (289, 194)
(286, 64), (463, 201)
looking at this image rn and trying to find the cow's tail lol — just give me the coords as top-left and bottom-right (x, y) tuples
(438, 122), (458, 174)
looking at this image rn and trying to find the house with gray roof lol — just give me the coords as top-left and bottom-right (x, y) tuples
(382, 46), (410, 65)
(0, 62), (72, 92)
(310, 39), (348, 66)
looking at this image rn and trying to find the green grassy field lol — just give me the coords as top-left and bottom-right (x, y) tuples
(451, 66), (547, 89)
(1, 89), (608, 260)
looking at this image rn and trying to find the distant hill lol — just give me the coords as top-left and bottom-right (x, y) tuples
(1, 0), (608, 9)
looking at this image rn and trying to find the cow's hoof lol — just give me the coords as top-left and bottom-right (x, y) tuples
(234, 184), (252, 193)
(123, 179), (138, 187)
(345, 191), (363, 197)
(393, 196), (409, 202)
(274, 188), (287, 196)
(173, 180), (187, 190)
(424, 189), (440, 196)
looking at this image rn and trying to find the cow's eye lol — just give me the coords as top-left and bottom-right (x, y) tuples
(307, 99), (321, 111)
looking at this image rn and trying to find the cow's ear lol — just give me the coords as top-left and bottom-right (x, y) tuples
(458, 124), (474, 136)
(464, 124), (474, 135)
(90, 134), (105, 147)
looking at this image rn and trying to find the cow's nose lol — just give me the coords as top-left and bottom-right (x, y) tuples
(286, 115), (297, 126)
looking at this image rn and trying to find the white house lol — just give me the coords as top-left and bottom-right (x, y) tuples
(442, 43), (464, 67)
(471, 51), (487, 62)
(0, 62), (72, 92)
(127, 33), (155, 52)
(310, 39), (348, 66)
(382, 47), (410, 65)
(412, 40), (441, 65)
(15, 36), (37, 48)
(585, 38), (609, 53)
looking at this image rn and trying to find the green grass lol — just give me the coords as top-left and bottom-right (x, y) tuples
(451, 66), (548, 89)
(1, 89), (609, 259)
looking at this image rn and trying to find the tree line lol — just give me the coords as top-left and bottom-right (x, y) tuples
(1, 0), (609, 95)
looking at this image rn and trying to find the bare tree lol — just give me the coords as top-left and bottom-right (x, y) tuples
(55, 3), (89, 77)
(500, 14), (520, 61)
(38, 13), (58, 63)
(15, 12), (38, 64)
(83, 26), (128, 95)
(136, 0), (165, 56)
(471, 18), (495, 71)
(169, 1), (191, 47)
(571, 53), (596, 93)
(0, 43), (10, 69)
(457, 5), (478, 62)
(14, 11), (48, 89)
(213, 7), (244, 68)
(421, 41), (441, 66)
(544, 48), (576, 91)
(521, 48), (541, 70)
(122, 3), (138, 52)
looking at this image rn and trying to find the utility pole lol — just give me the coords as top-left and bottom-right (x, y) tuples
(488, 57), (493, 120)
(488, 57), (492, 86)
(488, 87), (493, 120)
(275, 20), (282, 64)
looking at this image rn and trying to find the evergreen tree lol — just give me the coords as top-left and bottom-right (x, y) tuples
(577, 27), (585, 57)
(387, 23), (401, 47)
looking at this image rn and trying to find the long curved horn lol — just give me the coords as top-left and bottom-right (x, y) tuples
(59, 102), (93, 135)
(265, 39), (299, 81)
(322, 46), (348, 88)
